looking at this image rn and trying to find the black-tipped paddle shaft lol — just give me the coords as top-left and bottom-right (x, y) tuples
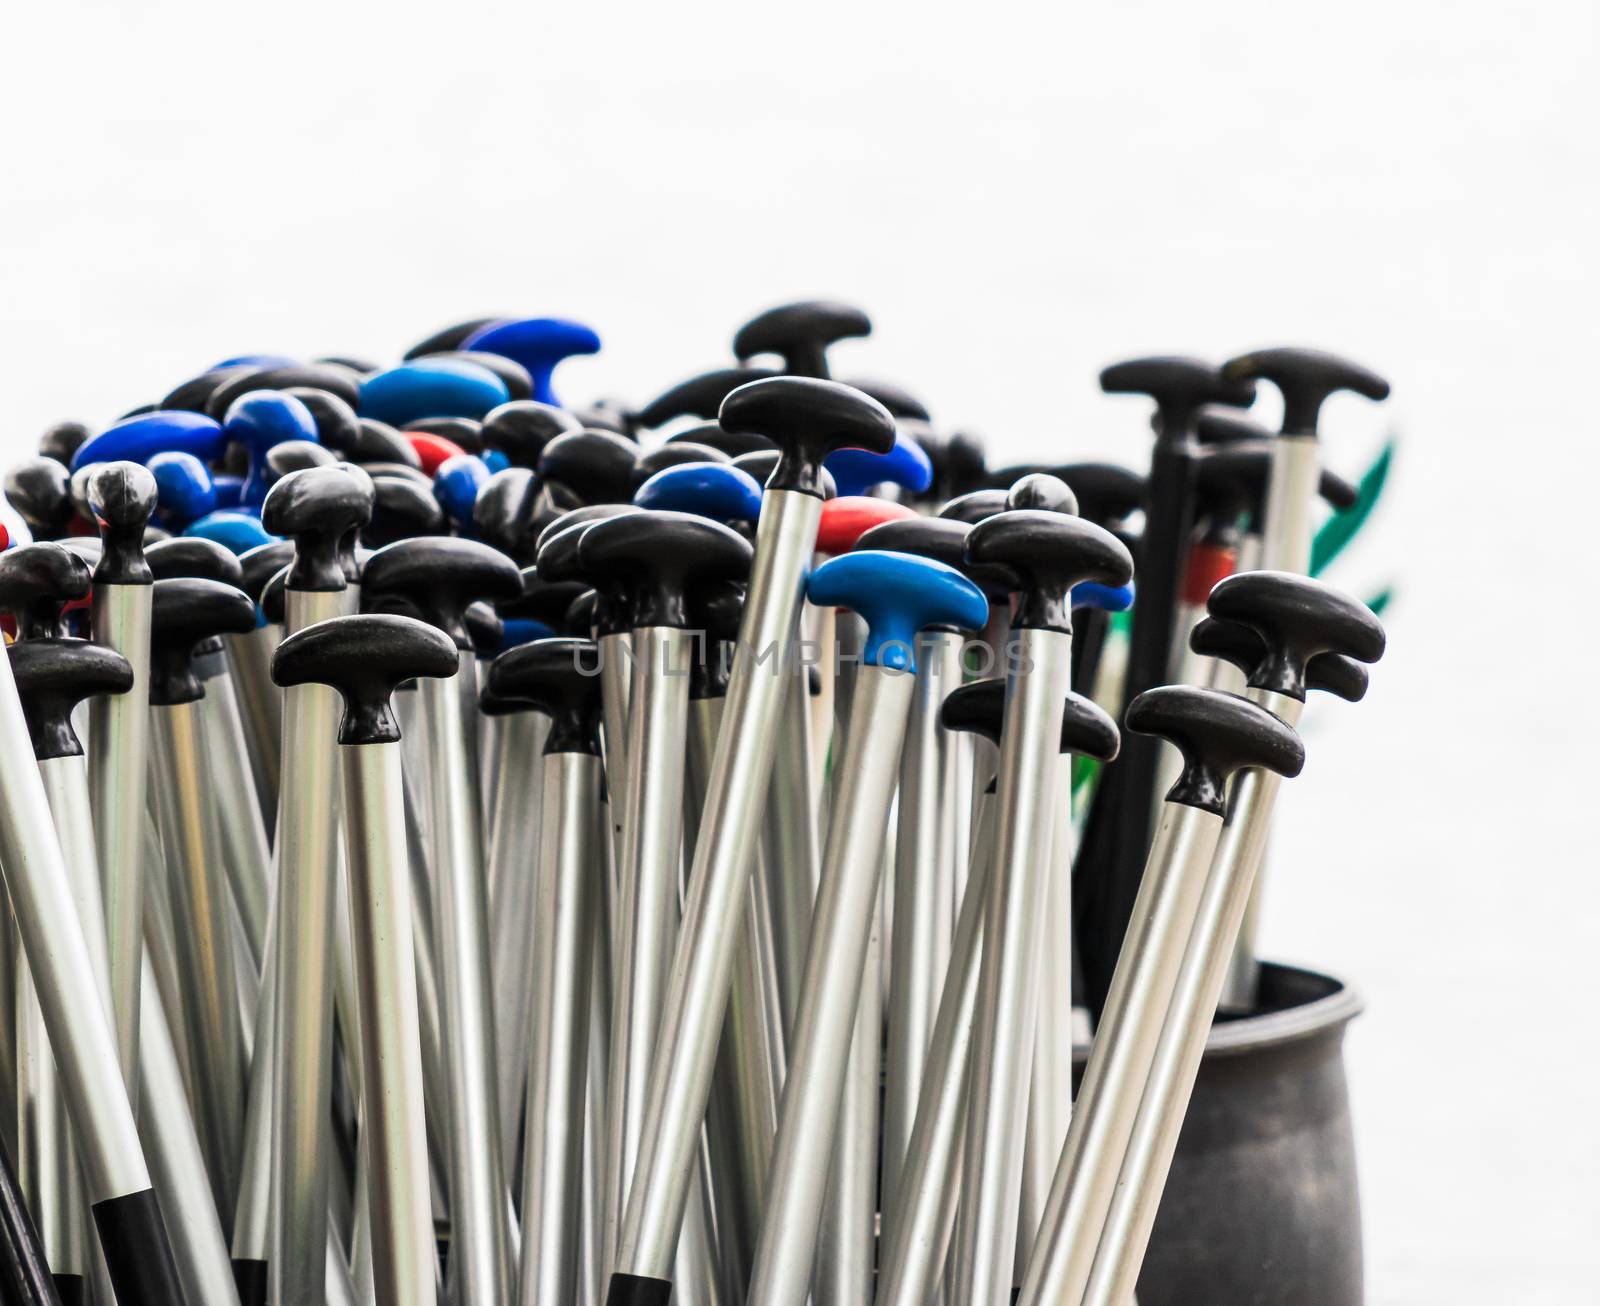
(359, 534), (522, 1305)
(952, 505), (1133, 1306)
(1069, 582), (1383, 1306)
(1073, 356), (1255, 1018)
(272, 612), (456, 1304)
(486, 636), (606, 1304)
(578, 510), (753, 1288)
(606, 375), (892, 1301)
(1018, 683), (1302, 1306)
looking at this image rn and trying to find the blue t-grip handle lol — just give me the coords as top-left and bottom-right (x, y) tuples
(146, 451), (216, 528)
(633, 462), (763, 526)
(72, 411), (226, 471)
(824, 427), (934, 498)
(223, 391), (319, 506)
(184, 509), (281, 556)
(359, 359), (511, 427)
(462, 317), (601, 406)
(1074, 580), (1134, 613)
(211, 353), (298, 371)
(433, 453), (492, 531)
(807, 549), (988, 672)
(500, 617), (555, 650)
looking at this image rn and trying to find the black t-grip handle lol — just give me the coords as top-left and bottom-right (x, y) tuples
(1126, 684), (1305, 813)
(1189, 616), (1370, 703)
(731, 301), (872, 379)
(239, 541), (296, 607)
(364, 473), (447, 548)
(148, 577), (258, 705)
(1205, 570), (1386, 699)
(485, 636), (605, 754)
(538, 430), (640, 505)
(146, 537), (245, 586)
(0, 543), (92, 640)
(84, 461), (159, 584)
(359, 536), (523, 650)
(635, 367), (782, 430)
(203, 364), (362, 421)
(404, 317), (506, 360)
(965, 509), (1134, 632)
(576, 510), (753, 630)
(1221, 347), (1390, 437)
(1100, 356), (1256, 442)
(271, 612), (461, 744)
(853, 516), (1014, 599)
(6, 637), (134, 759)
(472, 468), (542, 564)
(482, 400), (582, 469)
(4, 457), (76, 541)
(939, 677), (1121, 761)
(841, 376), (931, 422)
(261, 465), (374, 592)
(718, 377), (895, 498)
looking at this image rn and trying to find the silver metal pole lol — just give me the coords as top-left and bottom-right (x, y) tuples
(89, 578), (153, 1094)
(15, 930), (85, 1295)
(200, 664), (274, 968)
(883, 627), (961, 1214)
(488, 711), (549, 1177)
(1015, 801), (1224, 1306)
(269, 583), (345, 1306)
(746, 660), (915, 1306)
(227, 624), (282, 831)
(417, 653), (511, 1303)
(1259, 437), (1320, 575)
(812, 883), (883, 1306)
(139, 953), (245, 1306)
(952, 628), (1072, 1306)
(1079, 691), (1302, 1306)
(877, 790), (998, 1306)
(1018, 750), (1077, 1274)
(612, 488), (822, 1286)
(696, 693), (781, 1302)
(148, 698), (247, 1209)
(518, 750), (601, 1306)
(0, 646), (177, 1301)
(580, 871), (613, 1306)
(761, 662), (820, 1033)
(603, 625), (691, 1266)
(599, 628), (633, 875)
(341, 741), (437, 1306)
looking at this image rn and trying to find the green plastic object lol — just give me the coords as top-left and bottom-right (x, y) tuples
(1312, 437), (1395, 576)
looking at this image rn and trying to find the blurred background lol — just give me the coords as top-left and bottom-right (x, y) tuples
(2, 1), (1594, 1299)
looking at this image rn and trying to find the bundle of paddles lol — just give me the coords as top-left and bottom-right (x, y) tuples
(0, 302), (1389, 1306)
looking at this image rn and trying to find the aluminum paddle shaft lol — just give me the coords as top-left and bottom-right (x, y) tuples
(953, 497), (1135, 1306)
(0, 616), (181, 1305)
(573, 510), (754, 1268)
(275, 611), (461, 1306)
(260, 463), (374, 1306)
(486, 635), (609, 1306)
(608, 376), (895, 1301)
(360, 533), (524, 1304)
(1017, 685), (1306, 1306)
(1073, 580), (1386, 1301)
(745, 547), (988, 1306)
(83, 462), (159, 1094)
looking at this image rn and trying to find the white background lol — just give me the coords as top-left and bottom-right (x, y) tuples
(2, 1), (1596, 1299)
